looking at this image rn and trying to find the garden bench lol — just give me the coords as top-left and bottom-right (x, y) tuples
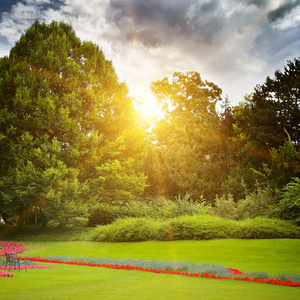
(5, 252), (27, 271)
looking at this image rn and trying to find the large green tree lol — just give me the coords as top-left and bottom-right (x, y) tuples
(145, 71), (230, 202)
(224, 58), (300, 199)
(0, 21), (147, 226)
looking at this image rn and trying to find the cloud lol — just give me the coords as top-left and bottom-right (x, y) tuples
(0, 0), (299, 104)
(244, 0), (270, 8)
(267, 0), (300, 22)
(0, 0), (63, 47)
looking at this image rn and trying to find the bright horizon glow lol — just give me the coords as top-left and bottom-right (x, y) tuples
(134, 94), (164, 121)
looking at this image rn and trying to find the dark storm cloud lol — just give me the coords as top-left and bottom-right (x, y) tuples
(267, 0), (300, 22)
(106, 0), (196, 47)
(244, 0), (270, 8)
(183, 0), (225, 45)
(108, 0), (194, 29)
(138, 28), (162, 47)
(106, 0), (228, 47)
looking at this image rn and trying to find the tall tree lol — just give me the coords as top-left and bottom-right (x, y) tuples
(0, 21), (147, 226)
(226, 58), (300, 198)
(146, 71), (228, 202)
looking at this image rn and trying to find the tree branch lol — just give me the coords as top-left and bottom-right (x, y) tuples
(283, 127), (300, 156)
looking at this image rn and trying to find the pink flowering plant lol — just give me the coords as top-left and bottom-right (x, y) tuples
(0, 242), (54, 277)
(0, 241), (26, 255)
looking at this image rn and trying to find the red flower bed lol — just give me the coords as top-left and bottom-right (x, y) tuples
(1, 241), (300, 287)
(22, 256), (300, 287)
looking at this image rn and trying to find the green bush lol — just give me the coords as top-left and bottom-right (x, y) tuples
(90, 215), (300, 242)
(212, 186), (277, 220)
(90, 218), (160, 242)
(211, 194), (237, 219)
(168, 193), (209, 218)
(233, 218), (299, 239)
(88, 205), (118, 226)
(88, 195), (209, 226)
(279, 177), (300, 225)
(235, 187), (276, 220)
(165, 215), (235, 240)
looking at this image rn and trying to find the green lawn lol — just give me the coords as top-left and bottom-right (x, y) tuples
(1, 239), (300, 299)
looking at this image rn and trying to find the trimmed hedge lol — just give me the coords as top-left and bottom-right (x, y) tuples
(90, 215), (300, 242)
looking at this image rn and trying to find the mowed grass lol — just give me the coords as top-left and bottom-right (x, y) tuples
(23, 239), (300, 274)
(1, 239), (300, 299)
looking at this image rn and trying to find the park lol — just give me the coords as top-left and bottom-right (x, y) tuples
(0, 20), (300, 300)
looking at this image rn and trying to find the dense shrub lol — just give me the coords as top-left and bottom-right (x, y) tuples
(235, 187), (276, 220)
(88, 194), (209, 226)
(88, 205), (118, 226)
(169, 193), (209, 218)
(90, 218), (160, 242)
(234, 218), (299, 239)
(162, 215), (235, 240)
(279, 177), (300, 225)
(212, 187), (277, 220)
(90, 215), (300, 242)
(212, 194), (237, 219)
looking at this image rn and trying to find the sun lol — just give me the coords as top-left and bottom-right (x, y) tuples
(135, 95), (163, 121)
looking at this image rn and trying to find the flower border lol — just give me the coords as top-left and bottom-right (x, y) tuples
(22, 255), (300, 287)
(1, 241), (300, 287)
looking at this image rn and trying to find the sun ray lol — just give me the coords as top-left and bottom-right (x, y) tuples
(135, 94), (163, 121)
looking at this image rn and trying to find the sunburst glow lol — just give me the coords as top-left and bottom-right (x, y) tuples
(135, 95), (163, 121)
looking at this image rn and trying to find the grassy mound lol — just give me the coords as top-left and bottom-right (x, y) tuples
(91, 215), (300, 242)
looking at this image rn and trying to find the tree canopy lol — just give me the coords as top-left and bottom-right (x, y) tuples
(0, 20), (147, 226)
(228, 58), (300, 197)
(0, 20), (299, 227)
(144, 71), (231, 202)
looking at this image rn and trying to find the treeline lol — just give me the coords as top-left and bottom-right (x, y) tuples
(0, 21), (299, 228)
(143, 63), (300, 225)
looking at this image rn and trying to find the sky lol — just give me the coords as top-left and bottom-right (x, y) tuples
(0, 0), (299, 109)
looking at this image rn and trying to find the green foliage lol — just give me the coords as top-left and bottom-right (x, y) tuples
(91, 217), (159, 242)
(235, 186), (277, 220)
(234, 218), (299, 239)
(147, 71), (229, 202)
(161, 215), (235, 241)
(91, 215), (300, 242)
(1, 21), (299, 227)
(252, 142), (300, 192)
(279, 177), (300, 225)
(0, 20), (147, 226)
(212, 194), (237, 219)
(212, 186), (277, 220)
(170, 193), (209, 218)
(88, 205), (118, 226)
(227, 58), (300, 200)
(88, 194), (209, 226)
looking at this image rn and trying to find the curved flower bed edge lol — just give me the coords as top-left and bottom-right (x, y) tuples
(1, 241), (300, 287)
(21, 255), (300, 287)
